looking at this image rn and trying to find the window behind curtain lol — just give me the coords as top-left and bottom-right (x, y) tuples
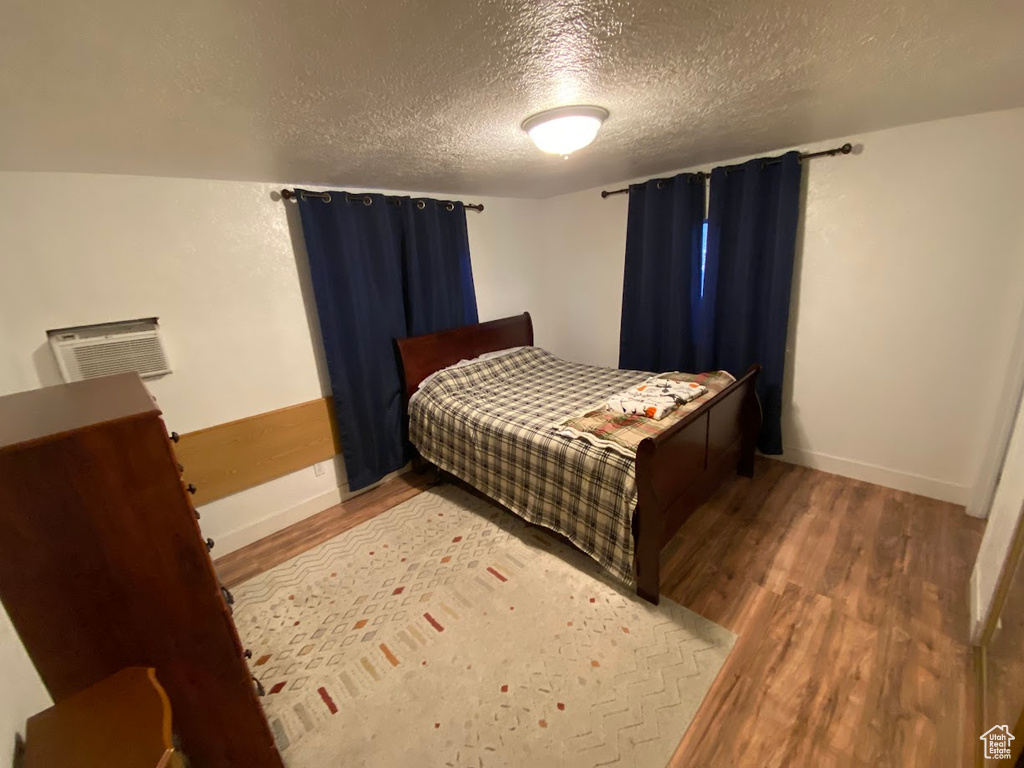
(700, 219), (709, 297)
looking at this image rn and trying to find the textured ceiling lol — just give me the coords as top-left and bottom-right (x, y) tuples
(2, 0), (1023, 198)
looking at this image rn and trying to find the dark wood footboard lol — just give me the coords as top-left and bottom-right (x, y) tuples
(632, 365), (762, 604)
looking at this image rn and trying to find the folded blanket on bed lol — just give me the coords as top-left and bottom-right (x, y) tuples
(606, 377), (708, 420)
(553, 370), (736, 457)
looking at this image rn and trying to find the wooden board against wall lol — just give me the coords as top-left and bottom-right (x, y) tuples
(174, 398), (340, 505)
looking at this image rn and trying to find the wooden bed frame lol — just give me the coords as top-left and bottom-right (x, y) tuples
(395, 312), (762, 605)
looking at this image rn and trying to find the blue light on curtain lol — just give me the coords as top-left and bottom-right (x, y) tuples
(618, 173), (706, 372)
(699, 151), (803, 454)
(700, 220), (709, 297)
(297, 193), (478, 490)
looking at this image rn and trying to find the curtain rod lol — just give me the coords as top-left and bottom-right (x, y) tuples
(599, 142), (853, 199)
(280, 188), (484, 212)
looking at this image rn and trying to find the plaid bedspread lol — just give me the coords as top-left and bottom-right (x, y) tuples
(408, 347), (651, 584)
(554, 370), (736, 457)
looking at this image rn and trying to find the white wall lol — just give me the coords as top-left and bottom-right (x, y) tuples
(0, 173), (541, 545)
(0, 328), (44, 765)
(0, 172), (540, 757)
(530, 108), (1024, 504)
(971, 383), (1024, 641)
(467, 197), (547, 323)
(0, 593), (51, 763)
(966, 297), (1024, 518)
(0, 327), (53, 762)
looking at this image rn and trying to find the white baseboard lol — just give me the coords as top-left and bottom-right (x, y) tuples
(214, 464), (411, 556)
(215, 486), (344, 556)
(775, 447), (969, 505)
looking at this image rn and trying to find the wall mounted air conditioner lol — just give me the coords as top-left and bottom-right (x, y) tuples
(47, 318), (172, 383)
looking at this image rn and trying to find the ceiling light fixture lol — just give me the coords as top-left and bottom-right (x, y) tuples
(522, 105), (609, 157)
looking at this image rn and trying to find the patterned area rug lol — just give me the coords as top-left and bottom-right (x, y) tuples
(233, 484), (734, 768)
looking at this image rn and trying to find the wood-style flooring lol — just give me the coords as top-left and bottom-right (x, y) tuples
(663, 460), (982, 768)
(215, 471), (433, 587)
(981, 518), (1024, 764)
(214, 459), (984, 768)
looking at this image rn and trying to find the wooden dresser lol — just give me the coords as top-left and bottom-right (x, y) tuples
(0, 374), (283, 768)
(25, 667), (181, 768)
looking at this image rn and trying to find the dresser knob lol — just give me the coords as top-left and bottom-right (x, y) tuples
(206, 538), (215, 552)
(221, 585), (235, 606)
(253, 676), (266, 697)
(170, 431), (180, 443)
(186, 483), (197, 495)
(244, 649), (252, 659)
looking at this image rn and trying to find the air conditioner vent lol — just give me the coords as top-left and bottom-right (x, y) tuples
(47, 318), (171, 383)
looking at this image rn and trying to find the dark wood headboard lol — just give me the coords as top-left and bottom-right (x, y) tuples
(395, 313), (534, 400)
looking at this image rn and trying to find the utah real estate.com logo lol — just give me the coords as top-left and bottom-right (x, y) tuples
(980, 725), (1015, 760)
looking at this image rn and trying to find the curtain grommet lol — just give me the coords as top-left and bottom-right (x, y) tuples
(416, 200), (426, 210)
(363, 196), (372, 206)
(656, 180), (667, 190)
(445, 202), (455, 211)
(321, 192), (332, 204)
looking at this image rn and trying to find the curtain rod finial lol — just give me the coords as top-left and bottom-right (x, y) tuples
(840, 143), (852, 154)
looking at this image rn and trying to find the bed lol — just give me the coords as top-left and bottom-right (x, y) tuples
(395, 312), (761, 604)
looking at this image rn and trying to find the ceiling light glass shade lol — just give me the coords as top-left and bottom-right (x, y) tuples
(522, 106), (609, 156)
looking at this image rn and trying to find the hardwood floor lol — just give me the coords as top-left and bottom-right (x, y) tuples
(214, 471), (434, 587)
(215, 459), (984, 767)
(982, 520), (1024, 765)
(665, 460), (983, 768)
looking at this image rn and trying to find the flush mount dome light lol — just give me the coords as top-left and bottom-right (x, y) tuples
(522, 105), (609, 156)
